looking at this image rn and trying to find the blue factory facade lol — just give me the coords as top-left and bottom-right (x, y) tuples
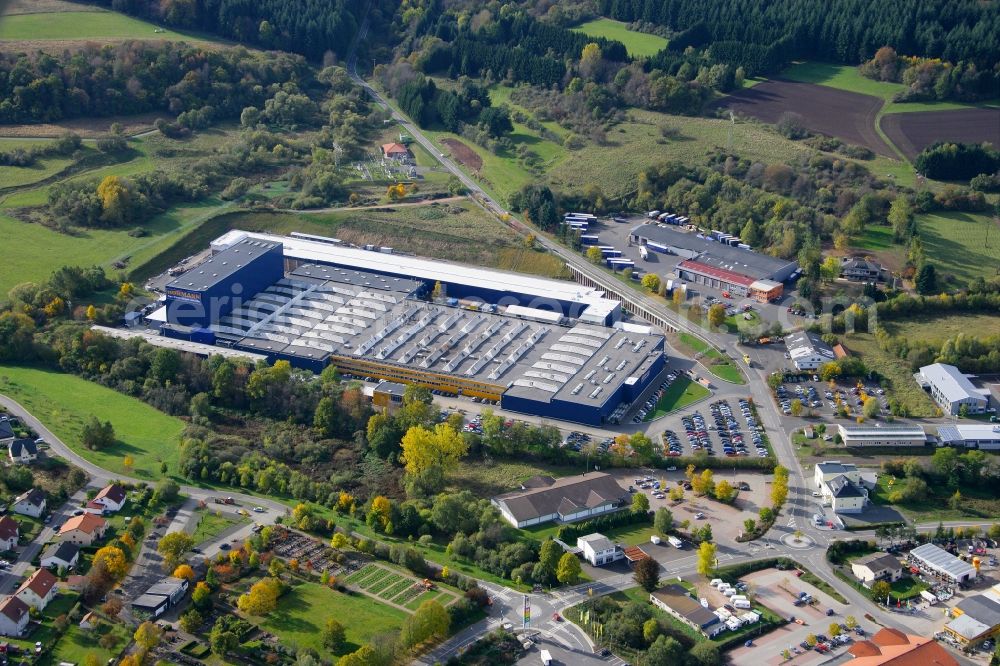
(165, 239), (285, 329)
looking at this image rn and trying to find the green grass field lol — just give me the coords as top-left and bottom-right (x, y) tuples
(0, 129), (245, 295)
(673, 333), (745, 385)
(258, 582), (406, 657)
(0, 365), (185, 478)
(839, 333), (938, 417)
(571, 18), (668, 58)
(879, 312), (1000, 345)
(0, 10), (209, 42)
(916, 211), (1000, 284)
(191, 509), (244, 544)
(644, 376), (711, 421)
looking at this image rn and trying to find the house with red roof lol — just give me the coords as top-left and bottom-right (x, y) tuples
(15, 568), (58, 611)
(381, 142), (411, 161)
(58, 513), (107, 546)
(847, 627), (959, 666)
(88, 483), (127, 513)
(0, 596), (29, 637)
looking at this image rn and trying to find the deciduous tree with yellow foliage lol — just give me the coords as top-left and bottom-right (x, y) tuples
(400, 423), (468, 494)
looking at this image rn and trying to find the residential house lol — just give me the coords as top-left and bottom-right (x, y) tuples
(851, 553), (903, 587)
(0, 596), (29, 637)
(0, 418), (14, 448)
(840, 257), (884, 281)
(12, 489), (46, 519)
(89, 484), (127, 513)
(41, 542), (80, 571)
(915, 363), (990, 416)
(144, 577), (189, 606)
(785, 331), (836, 371)
(58, 513), (107, 546)
(0, 516), (18, 552)
(15, 568), (58, 611)
(577, 533), (622, 567)
(8, 439), (37, 465)
(847, 627), (958, 666)
(649, 584), (720, 637)
(491, 473), (629, 528)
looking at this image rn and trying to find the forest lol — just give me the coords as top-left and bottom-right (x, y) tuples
(860, 47), (1000, 103)
(594, 0), (1000, 73)
(82, 0), (376, 61)
(0, 42), (311, 124)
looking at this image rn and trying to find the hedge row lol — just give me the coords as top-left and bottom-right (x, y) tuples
(556, 509), (650, 542)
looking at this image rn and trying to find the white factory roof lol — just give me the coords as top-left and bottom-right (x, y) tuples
(938, 424), (1000, 443)
(838, 424), (927, 437)
(504, 305), (563, 324)
(211, 230), (613, 312)
(91, 326), (268, 362)
(918, 363), (989, 403)
(909, 543), (977, 580)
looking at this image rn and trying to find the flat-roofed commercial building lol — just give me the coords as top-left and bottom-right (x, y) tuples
(629, 224), (797, 302)
(937, 424), (1000, 450)
(154, 232), (666, 426)
(837, 424), (928, 448)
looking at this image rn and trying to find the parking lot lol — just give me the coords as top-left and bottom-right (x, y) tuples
(728, 568), (859, 665)
(605, 468), (772, 544)
(774, 376), (889, 420)
(660, 398), (769, 459)
(630, 369), (685, 424)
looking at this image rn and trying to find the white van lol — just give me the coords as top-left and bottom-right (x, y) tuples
(734, 599), (752, 610)
(710, 578), (724, 588)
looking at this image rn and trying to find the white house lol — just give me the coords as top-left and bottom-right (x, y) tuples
(785, 331), (836, 371)
(12, 489), (46, 519)
(89, 484), (127, 513)
(7, 439), (37, 465)
(41, 542), (80, 571)
(851, 552), (904, 587)
(814, 461), (868, 514)
(915, 363), (990, 416)
(15, 568), (58, 611)
(0, 516), (19, 552)
(0, 596), (29, 637)
(577, 533), (622, 566)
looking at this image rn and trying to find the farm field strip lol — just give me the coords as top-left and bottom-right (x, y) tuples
(379, 578), (414, 600)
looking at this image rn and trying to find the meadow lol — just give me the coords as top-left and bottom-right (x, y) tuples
(644, 375), (711, 420)
(916, 210), (1000, 284)
(571, 18), (668, 58)
(0, 9), (211, 43)
(0, 365), (186, 478)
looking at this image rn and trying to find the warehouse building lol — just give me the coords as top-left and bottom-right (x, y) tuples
(908, 543), (977, 584)
(785, 331), (835, 371)
(629, 224), (797, 302)
(937, 424), (1000, 450)
(837, 424), (929, 448)
(944, 593), (1000, 647)
(156, 232), (664, 426)
(915, 363), (991, 416)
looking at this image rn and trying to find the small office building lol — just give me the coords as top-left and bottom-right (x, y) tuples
(937, 424), (1000, 450)
(577, 533), (622, 567)
(837, 424), (928, 448)
(785, 331), (836, 371)
(650, 584), (720, 636)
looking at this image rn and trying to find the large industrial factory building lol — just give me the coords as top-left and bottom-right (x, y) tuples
(153, 230), (667, 425)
